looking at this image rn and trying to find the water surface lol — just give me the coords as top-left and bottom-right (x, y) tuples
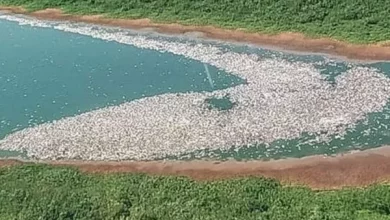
(172, 47), (390, 160)
(0, 18), (244, 157)
(1, 17), (390, 160)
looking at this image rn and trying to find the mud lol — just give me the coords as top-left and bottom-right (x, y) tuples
(0, 146), (389, 189)
(0, 7), (389, 61)
(1, 6), (390, 190)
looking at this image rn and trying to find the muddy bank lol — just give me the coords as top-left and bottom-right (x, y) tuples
(1, 6), (390, 190)
(0, 7), (390, 61)
(1, 146), (390, 189)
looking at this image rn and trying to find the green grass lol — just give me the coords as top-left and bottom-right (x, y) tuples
(1, 165), (390, 219)
(1, 0), (390, 44)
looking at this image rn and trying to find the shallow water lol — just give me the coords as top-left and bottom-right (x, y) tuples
(0, 18), (244, 158)
(0, 19), (243, 136)
(171, 52), (390, 160)
(1, 15), (390, 160)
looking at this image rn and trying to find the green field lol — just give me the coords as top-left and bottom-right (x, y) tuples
(1, 1), (390, 219)
(1, 0), (390, 44)
(0, 165), (389, 220)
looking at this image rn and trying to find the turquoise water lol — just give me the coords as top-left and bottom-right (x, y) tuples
(0, 19), (244, 141)
(1, 18), (390, 160)
(169, 47), (390, 161)
(0, 19), (245, 158)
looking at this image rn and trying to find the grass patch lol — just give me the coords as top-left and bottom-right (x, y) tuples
(1, 165), (390, 219)
(0, 0), (390, 44)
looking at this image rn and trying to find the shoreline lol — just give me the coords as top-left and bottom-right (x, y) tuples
(0, 7), (390, 61)
(1, 6), (390, 189)
(2, 145), (390, 189)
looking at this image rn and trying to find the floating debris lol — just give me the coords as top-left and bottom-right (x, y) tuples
(0, 15), (390, 160)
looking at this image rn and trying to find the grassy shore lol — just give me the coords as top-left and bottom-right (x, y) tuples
(0, 165), (389, 219)
(0, 0), (390, 44)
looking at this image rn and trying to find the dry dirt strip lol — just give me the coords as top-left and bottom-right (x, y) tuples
(2, 146), (390, 190)
(1, 7), (390, 190)
(1, 7), (390, 61)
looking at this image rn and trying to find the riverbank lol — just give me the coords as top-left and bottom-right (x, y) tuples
(1, 17), (389, 161)
(2, 164), (390, 219)
(1, 7), (390, 61)
(2, 145), (390, 189)
(1, 5), (390, 190)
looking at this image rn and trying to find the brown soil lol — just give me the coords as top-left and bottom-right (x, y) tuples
(0, 159), (22, 167)
(1, 7), (390, 190)
(1, 7), (390, 61)
(1, 146), (390, 189)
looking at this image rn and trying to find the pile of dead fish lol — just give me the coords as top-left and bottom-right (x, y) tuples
(0, 15), (390, 160)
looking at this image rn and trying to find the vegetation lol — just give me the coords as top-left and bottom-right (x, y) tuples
(1, 0), (390, 43)
(0, 165), (389, 219)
